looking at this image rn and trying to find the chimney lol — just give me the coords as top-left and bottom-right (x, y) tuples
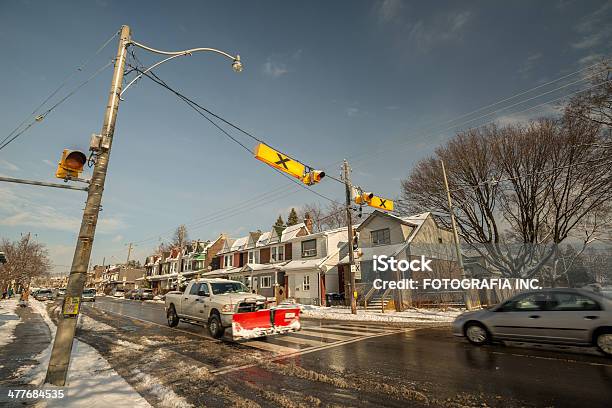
(304, 214), (313, 233)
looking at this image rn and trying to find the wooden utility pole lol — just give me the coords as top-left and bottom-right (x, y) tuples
(126, 242), (134, 265)
(45, 25), (131, 386)
(440, 159), (472, 310)
(343, 160), (357, 314)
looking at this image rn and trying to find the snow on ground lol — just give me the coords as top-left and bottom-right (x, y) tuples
(20, 299), (151, 408)
(300, 305), (462, 323)
(0, 299), (20, 347)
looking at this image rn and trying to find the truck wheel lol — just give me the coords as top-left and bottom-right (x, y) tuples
(208, 314), (225, 338)
(167, 305), (179, 327)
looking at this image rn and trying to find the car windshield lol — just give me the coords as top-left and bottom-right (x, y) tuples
(83, 289), (95, 294)
(143, 289), (153, 293)
(39, 290), (52, 295)
(116, 290), (124, 293)
(210, 282), (249, 295)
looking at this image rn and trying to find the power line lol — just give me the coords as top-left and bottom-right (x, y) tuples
(0, 60), (114, 152)
(0, 29), (120, 150)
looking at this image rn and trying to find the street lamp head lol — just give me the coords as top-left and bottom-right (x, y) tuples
(232, 55), (243, 73)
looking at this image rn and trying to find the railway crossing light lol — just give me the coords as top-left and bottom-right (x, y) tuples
(354, 192), (374, 205)
(55, 149), (87, 180)
(254, 143), (306, 180)
(302, 170), (325, 185)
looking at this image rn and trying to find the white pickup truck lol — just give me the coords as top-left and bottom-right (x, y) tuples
(165, 278), (301, 340)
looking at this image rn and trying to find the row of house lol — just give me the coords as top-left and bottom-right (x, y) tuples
(134, 210), (463, 308)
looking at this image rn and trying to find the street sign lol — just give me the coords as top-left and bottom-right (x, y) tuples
(62, 296), (80, 316)
(351, 263), (361, 280)
(254, 143), (306, 180)
(369, 195), (394, 211)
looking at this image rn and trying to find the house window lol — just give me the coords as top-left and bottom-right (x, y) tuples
(302, 275), (310, 291)
(301, 239), (317, 258)
(260, 276), (272, 288)
(271, 246), (284, 263)
(224, 254), (233, 267)
(248, 251), (255, 264)
(371, 228), (391, 246)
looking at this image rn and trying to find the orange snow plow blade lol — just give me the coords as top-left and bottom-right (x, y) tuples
(232, 307), (301, 340)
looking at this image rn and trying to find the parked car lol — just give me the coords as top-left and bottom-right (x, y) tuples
(55, 288), (66, 298)
(34, 289), (54, 301)
(125, 289), (138, 299)
(113, 289), (126, 298)
(82, 288), (96, 302)
(452, 288), (612, 357)
(134, 288), (154, 301)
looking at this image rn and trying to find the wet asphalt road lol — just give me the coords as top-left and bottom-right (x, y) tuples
(76, 296), (612, 408)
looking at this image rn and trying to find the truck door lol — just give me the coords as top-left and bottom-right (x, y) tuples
(192, 282), (210, 321)
(182, 282), (200, 318)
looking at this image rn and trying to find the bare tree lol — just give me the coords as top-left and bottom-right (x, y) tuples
(564, 61), (611, 127)
(0, 235), (51, 291)
(401, 117), (612, 278)
(172, 225), (189, 249)
(300, 203), (324, 232)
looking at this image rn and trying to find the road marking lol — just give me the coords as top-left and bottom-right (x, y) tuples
(332, 324), (397, 333)
(242, 340), (300, 354)
(490, 350), (612, 367)
(301, 326), (369, 337)
(298, 328), (355, 340)
(264, 334), (327, 347)
(212, 328), (410, 376)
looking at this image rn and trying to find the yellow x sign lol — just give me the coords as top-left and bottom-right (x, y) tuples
(254, 143), (306, 180)
(369, 196), (394, 211)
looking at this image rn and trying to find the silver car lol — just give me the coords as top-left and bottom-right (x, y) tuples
(452, 288), (612, 357)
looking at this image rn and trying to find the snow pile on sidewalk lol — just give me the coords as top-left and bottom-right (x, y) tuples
(20, 299), (151, 408)
(0, 299), (20, 347)
(300, 305), (462, 323)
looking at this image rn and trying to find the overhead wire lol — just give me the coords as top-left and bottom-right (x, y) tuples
(0, 29), (120, 151)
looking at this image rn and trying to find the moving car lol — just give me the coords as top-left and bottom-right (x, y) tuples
(113, 289), (126, 298)
(165, 278), (301, 340)
(134, 288), (154, 301)
(33, 289), (54, 301)
(453, 288), (612, 356)
(82, 288), (96, 302)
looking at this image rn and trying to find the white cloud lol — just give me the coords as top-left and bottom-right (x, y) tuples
(405, 10), (473, 52)
(0, 159), (20, 171)
(571, 3), (612, 49)
(518, 52), (543, 76)
(346, 107), (359, 117)
(42, 159), (54, 167)
(376, 0), (404, 23)
(0, 186), (126, 234)
(112, 234), (124, 243)
(495, 103), (563, 126)
(578, 53), (605, 67)
(263, 58), (289, 77)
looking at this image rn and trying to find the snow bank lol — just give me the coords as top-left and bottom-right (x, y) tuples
(0, 299), (20, 347)
(21, 299), (151, 408)
(301, 305), (462, 323)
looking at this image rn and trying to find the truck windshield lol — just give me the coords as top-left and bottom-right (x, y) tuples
(210, 282), (248, 295)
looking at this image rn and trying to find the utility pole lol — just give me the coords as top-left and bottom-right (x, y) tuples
(45, 25), (131, 386)
(440, 159), (472, 310)
(125, 242), (133, 265)
(343, 160), (357, 314)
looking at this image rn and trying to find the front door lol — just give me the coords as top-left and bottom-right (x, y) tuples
(486, 292), (552, 341)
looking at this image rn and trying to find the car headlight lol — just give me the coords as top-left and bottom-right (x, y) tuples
(221, 304), (234, 313)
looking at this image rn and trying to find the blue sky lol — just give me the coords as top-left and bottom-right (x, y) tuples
(0, 0), (610, 274)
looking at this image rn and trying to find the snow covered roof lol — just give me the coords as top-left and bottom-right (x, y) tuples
(281, 223), (305, 242)
(281, 259), (324, 272)
(256, 231), (271, 247)
(230, 236), (249, 251)
(338, 243), (406, 264)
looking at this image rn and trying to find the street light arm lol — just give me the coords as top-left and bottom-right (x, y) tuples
(130, 40), (238, 61)
(121, 41), (242, 96)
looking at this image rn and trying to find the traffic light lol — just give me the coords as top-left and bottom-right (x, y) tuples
(302, 170), (326, 185)
(55, 149), (86, 180)
(352, 228), (359, 250)
(354, 192), (374, 205)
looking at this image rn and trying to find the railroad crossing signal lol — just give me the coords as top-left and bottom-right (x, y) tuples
(55, 149), (87, 180)
(254, 143), (306, 180)
(354, 190), (394, 211)
(254, 143), (325, 185)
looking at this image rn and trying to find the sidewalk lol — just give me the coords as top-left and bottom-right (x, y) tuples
(0, 298), (151, 408)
